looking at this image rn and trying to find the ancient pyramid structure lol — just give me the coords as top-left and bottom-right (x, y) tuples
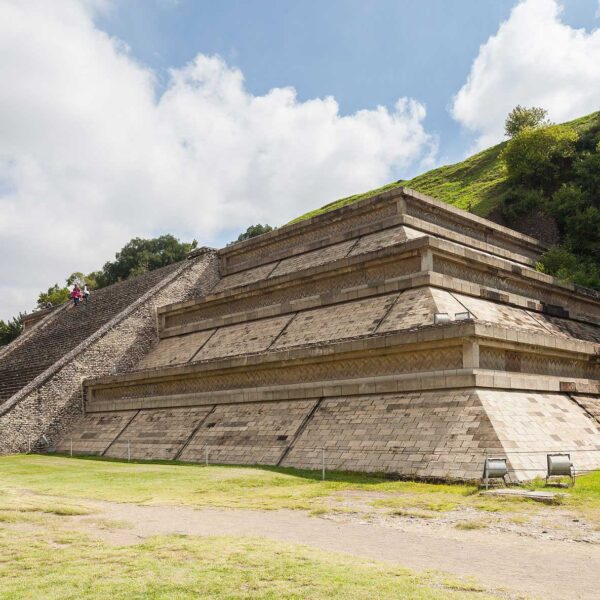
(3, 188), (600, 481)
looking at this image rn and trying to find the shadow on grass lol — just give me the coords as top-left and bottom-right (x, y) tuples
(42, 452), (463, 487)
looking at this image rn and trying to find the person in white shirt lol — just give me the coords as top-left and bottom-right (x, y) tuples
(83, 284), (91, 305)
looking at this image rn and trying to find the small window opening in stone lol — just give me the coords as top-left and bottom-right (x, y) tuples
(277, 435), (288, 441)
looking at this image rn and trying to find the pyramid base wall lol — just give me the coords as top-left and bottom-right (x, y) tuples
(55, 386), (600, 482)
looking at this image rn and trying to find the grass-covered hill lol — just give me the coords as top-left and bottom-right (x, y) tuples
(293, 110), (600, 290)
(294, 111), (599, 222)
(292, 141), (508, 223)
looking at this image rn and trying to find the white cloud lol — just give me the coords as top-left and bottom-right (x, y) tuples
(452, 0), (600, 149)
(0, 0), (435, 321)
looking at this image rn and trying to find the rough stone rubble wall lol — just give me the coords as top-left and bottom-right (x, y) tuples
(0, 253), (220, 455)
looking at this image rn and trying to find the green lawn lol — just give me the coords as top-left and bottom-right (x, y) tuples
(290, 142), (508, 224)
(2, 455), (600, 598)
(0, 454), (515, 512)
(2, 454), (600, 523)
(0, 525), (496, 600)
(0, 455), (508, 600)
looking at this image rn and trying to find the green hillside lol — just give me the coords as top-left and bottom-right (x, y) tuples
(292, 111), (599, 223)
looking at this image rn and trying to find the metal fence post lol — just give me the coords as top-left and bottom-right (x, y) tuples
(127, 441), (131, 463)
(484, 450), (488, 490)
(70, 439), (73, 458)
(322, 448), (326, 481)
(27, 435), (31, 454)
(205, 447), (209, 466)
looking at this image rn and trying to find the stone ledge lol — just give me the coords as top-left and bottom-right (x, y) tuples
(220, 188), (545, 274)
(159, 237), (600, 338)
(85, 370), (600, 413)
(89, 319), (600, 391)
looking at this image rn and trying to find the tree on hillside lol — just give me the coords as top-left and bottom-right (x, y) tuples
(94, 234), (198, 288)
(504, 105), (550, 137)
(234, 224), (273, 243)
(0, 314), (24, 346)
(500, 124), (578, 192)
(37, 284), (69, 308)
(574, 141), (600, 202)
(498, 111), (600, 290)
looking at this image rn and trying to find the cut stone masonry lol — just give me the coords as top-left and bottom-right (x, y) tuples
(3, 187), (600, 481)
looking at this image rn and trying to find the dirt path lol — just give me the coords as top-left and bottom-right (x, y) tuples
(74, 500), (600, 600)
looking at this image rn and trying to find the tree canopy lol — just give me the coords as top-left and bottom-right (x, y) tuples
(37, 284), (70, 309)
(234, 224), (273, 243)
(504, 105), (550, 138)
(499, 110), (600, 290)
(0, 314), (23, 346)
(91, 235), (198, 288)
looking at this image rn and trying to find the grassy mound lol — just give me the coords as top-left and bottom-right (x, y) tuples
(291, 111), (599, 224)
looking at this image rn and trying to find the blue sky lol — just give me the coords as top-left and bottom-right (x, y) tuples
(1, 0), (600, 320)
(97, 0), (599, 166)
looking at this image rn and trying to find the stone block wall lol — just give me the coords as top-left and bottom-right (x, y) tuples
(104, 406), (215, 461)
(56, 387), (600, 481)
(179, 400), (318, 465)
(281, 391), (501, 479)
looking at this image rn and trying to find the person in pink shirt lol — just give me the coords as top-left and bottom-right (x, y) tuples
(70, 285), (82, 307)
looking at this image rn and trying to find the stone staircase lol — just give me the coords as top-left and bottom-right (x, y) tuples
(0, 250), (220, 455)
(0, 262), (183, 404)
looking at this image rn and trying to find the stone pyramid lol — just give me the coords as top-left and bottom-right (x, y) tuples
(8, 187), (600, 480)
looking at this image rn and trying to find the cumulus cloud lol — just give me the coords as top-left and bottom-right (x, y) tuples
(0, 0), (435, 321)
(452, 0), (600, 148)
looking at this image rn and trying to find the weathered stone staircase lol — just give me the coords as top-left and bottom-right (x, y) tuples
(0, 251), (220, 454)
(0, 263), (185, 404)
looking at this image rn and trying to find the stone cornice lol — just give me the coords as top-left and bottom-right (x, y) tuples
(86, 369), (600, 414)
(219, 188), (545, 274)
(157, 235), (600, 339)
(87, 319), (600, 392)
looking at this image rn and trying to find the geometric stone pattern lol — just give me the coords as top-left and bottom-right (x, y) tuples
(223, 199), (398, 274)
(454, 293), (554, 334)
(212, 262), (277, 294)
(194, 315), (293, 361)
(93, 346), (464, 402)
(217, 223), (426, 294)
(137, 330), (215, 370)
(179, 400), (318, 466)
(378, 288), (466, 332)
(281, 391), (503, 480)
(143, 283), (600, 372)
(54, 411), (138, 456)
(104, 406), (214, 460)
(478, 390), (600, 479)
(271, 294), (398, 349)
(434, 256), (600, 323)
(348, 224), (425, 256)
(270, 239), (358, 278)
(165, 254), (421, 331)
(480, 348), (600, 379)
(570, 395), (600, 425)
(534, 315), (600, 344)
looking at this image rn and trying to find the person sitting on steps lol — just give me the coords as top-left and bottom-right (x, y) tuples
(70, 284), (82, 307)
